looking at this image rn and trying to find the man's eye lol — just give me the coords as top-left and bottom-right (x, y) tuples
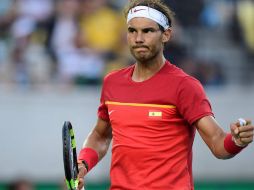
(128, 28), (136, 33)
(143, 29), (154, 33)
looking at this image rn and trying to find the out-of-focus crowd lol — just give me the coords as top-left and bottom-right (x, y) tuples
(4, 178), (68, 190)
(0, 0), (253, 89)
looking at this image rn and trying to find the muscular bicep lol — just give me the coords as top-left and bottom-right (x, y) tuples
(195, 116), (230, 159)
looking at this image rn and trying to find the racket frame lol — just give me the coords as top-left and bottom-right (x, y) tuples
(62, 121), (79, 190)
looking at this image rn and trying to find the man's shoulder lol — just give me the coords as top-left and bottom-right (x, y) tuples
(164, 61), (190, 79)
(103, 65), (134, 82)
(164, 61), (202, 86)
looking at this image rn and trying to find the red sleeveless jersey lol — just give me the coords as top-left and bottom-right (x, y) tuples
(98, 61), (213, 190)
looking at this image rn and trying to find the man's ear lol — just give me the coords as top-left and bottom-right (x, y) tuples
(162, 28), (172, 43)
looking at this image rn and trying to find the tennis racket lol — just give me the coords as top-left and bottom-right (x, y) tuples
(62, 121), (83, 190)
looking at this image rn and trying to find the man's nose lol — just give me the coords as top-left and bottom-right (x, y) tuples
(135, 32), (144, 43)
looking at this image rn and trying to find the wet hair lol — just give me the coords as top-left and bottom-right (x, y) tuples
(124, 0), (175, 31)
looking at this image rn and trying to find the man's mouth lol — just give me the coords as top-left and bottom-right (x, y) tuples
(133, 46), (149, 50)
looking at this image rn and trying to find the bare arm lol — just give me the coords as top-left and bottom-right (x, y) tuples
(77, 118), (112, 189)
(82, 117), (112, 161)
(195, 116), (253, 159)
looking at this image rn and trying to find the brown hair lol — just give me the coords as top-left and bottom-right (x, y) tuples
(124, 0), (175, 30)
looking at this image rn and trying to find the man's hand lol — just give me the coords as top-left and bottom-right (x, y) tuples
(77, 160), (88, 190)
(230, 119), (254, 147)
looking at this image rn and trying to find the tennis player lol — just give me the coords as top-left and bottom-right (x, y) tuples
(77, 0), (254, 189)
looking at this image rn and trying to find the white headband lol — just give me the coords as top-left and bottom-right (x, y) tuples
(127, 6), (170, 30)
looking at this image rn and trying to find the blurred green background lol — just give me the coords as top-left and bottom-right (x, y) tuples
(1, 181), (254, 190)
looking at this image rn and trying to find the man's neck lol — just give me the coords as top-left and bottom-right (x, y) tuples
(132, 56), (166, 82)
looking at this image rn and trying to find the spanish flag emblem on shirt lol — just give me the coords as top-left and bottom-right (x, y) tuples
(149, 111), (162, 117)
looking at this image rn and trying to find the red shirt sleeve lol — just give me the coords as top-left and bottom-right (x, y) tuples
(97, 78), (110, 121)
(176, 77), (214, 125)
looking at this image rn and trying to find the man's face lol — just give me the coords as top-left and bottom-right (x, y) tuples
(127, 17), (165, 62)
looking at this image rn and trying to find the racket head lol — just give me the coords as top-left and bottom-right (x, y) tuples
(62, 121), (79, 190)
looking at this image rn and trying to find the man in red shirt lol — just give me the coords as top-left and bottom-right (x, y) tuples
(77, 0), (254, 189)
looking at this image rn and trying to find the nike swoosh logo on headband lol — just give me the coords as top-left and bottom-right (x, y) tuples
(133, 9), (146, 13)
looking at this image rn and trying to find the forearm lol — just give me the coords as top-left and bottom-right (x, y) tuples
(83, 128), (112, 161)
(198, 126), (233, 159)
(78, 118), (112, 172)
(206, 130), (234, 159)
(77, 119), (112, 190)
(196, 116), (241, 159)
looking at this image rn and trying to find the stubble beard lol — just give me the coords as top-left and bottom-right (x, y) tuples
(130, 47), (160, 63)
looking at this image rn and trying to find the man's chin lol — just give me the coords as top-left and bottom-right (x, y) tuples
(132, 53), (150, 62)
(134, 56), (148, 62)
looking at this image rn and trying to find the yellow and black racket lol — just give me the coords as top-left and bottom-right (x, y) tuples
(62, 121), (79, 190)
